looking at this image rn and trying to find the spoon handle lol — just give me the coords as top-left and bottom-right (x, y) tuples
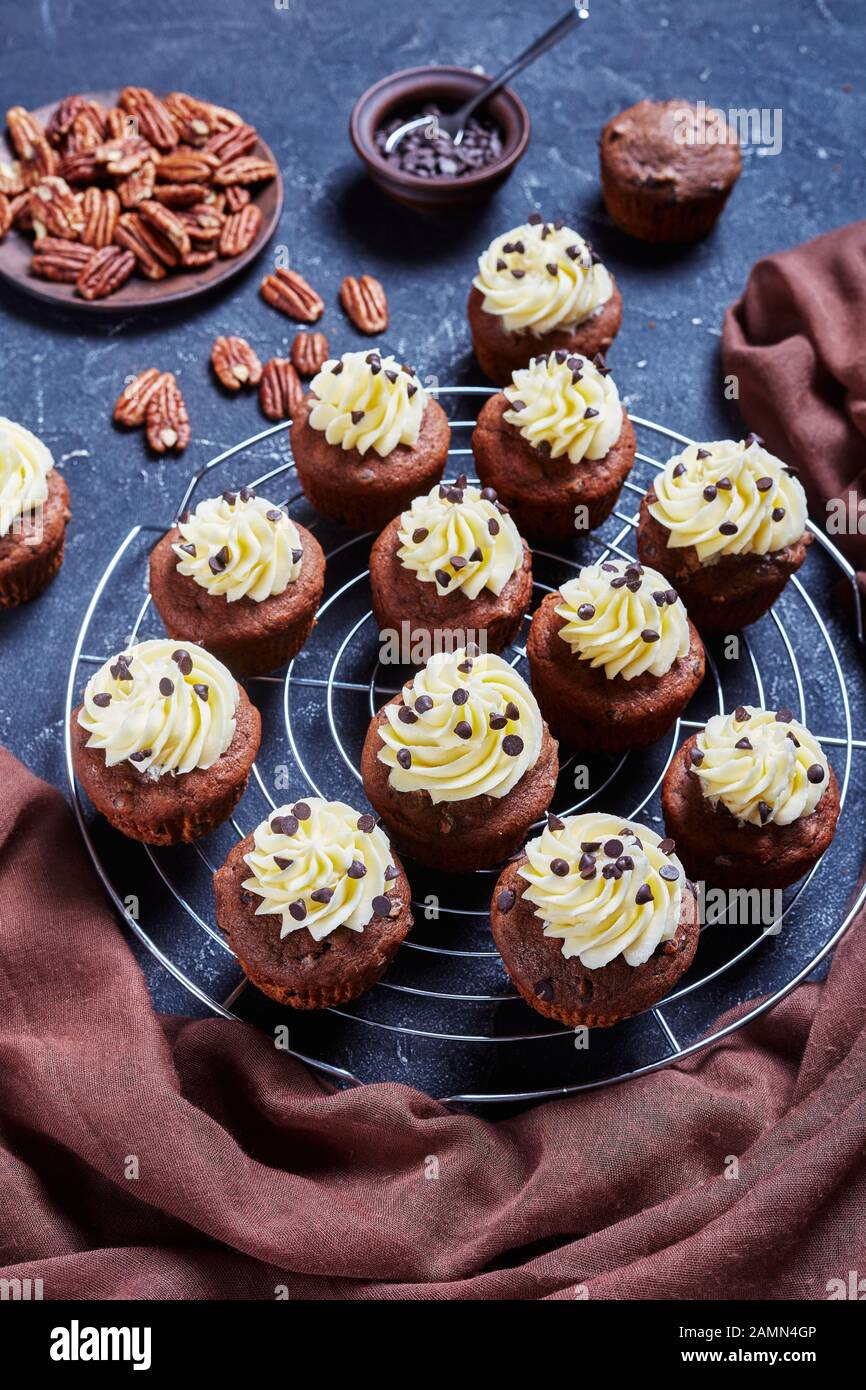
(463, 3), (589, 122)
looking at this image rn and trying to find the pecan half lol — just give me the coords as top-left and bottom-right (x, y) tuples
(113, 368), (168, 426)
(259, 358), (303, 421)
(202, 100), (245, 132)
(224, 184), (250, 213)
(76, 244), (136, 300)
(214, 155), (277, 187)
(31, 237), (94, 282)
(94, 136), (154, 177)
(9, 191), (32, 230)
(105, 108), (132, 141)
(164, 93), (217, 146)
(178, 203), (224, 244)
(81, 187), (120, 248)
(290, 331), (329, 377)
(29, 176), (84, 240)
(116, 159), (156, 208)
(0, 193), (11, 242)
(206, 124), (258, 165)
(156, 148), (220, 184)
(340, 274), (388, 334)
(118, 88), (179, 151)
(137, 200), (191, 258)
(114, 212), (172, 278)
(46, 95), (96, 147)
(152, 182), (210, 209)
(0, 159), (25, 196)
(6, 106), (44, 160)
(181, 246), (218, 268)
(59, 149), (100, 186)
(260, 267), (324, 322)
(145, 373), (190, 452)
(211, 335), (263, 390)
(21, 138), (60, 188)
(219, 203), (262, 257)
(68, 101), (108, 151)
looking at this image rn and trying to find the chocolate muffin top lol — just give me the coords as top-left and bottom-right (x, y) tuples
(600, 98), (742, 200)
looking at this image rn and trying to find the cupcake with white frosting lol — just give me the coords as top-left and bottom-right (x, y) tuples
(368, 473), (532, 656)
(638, 435), (810, 631)
(71, 638), (261, 844)
(491, 812), (700, 1026)
(0, 417), (71, 607)
(472, 349), (636, 538)
(290, 348), (451, 530)
(361, 645), (559, 871)
(467, 215), (622, 385)
(149, 487), (325, 676)
(214, 796), (413, 1008)
(526, 556), (705, 751)
(662, 705), (840, 888)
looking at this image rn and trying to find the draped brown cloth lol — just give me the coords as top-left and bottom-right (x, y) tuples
(1, 744), (865, 1300)
(722, 220), (866, 579)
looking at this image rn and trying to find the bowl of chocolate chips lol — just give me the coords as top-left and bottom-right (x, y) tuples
(350, 65), (530, 213)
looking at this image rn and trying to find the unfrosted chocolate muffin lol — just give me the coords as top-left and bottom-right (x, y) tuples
(526, 557), (705, 752)
(637, 436), (810, 632)
(0, 418), (71, 607)
(369, 475), (532, 657)
(72, 638), (261, 845)
(149, 488), (325, 676)
(491, 812), (700, 1027)
(662, 708), (840, 889)
(290, 349), (450, 530)
(361, 646), (559, 872)
(468, 215), (622, 385)
(214, 797), (412, 1009)
(472, 349), (636, 539)
(600, 98), (742, 243)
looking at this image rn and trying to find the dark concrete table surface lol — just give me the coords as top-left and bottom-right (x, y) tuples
(1, 0), (864, 1015)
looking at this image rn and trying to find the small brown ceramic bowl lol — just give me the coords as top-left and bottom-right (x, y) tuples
(350, 65), (530, 213)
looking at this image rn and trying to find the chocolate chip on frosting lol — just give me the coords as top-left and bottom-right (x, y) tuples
(719, 521), (738, 535)
(703, 484), (718, 501)
(658, 837), (676, 855)
(659, 864), (680, 881)
(289, 899), (307, 921)
(371, 895), (393, 918)
(772, 507), (786, 522)
(775, 708), (794, 723)
(193, 683), (209, 701)
(547, 812), (565, 831)
(635, 883), (654, 905)
(454, 720), (472, 739)
(603, 838), (623, 858)
(293, 801), (311, 820)
(696, 448), (711, 460)
(807, 763), (826, 783)
(505, 702), (520, 721)
(452, 687), (469, 705)
(434, 569), (451, 588)
(92, 692), (111, 708)
(396, 748), (412, 769)
(412, 527), (428, 543)
(735, 737), (753, 750)
(347, 861), (367, 879)
(311, 886), (334, 903)
(385, 864), (400, 880)
(414, 695), (433, 714)
(398, 706), (418, 724)
(672, 462), (687, 477)
(130, 749), (151, 762)
(158, 677), (174, 697)
(745, 432), (764, 447)
(357, 813), (377, 832)
(488, 518), (500, 536)
(351, 410), (364, 424)
(690, 746), (704, 765)
(272, 813), (299, 837)
(577, 603), (595, 620)
(734, 706), (750, 722)
(550, 857), (569, 876)
(208, 545), (230, 574)
(758, 800), (772, 824)
(502, 734), (524, 756)
(489, 713), (508, 730)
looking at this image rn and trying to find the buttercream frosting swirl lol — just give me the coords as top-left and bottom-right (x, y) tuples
(396, 478), (522, 599)
(377, 646), (542, 803)
(172, 489), (302, 603)
(555, 557), (690, 681)
(78, 638), (238, 776)
(308, 350), (426, 458)
(0, 417), (53, 539)
(473, 220), (613, 336)
(648, 438), (808, 562)
(242, 797), (395, 941)
(691, 705), (830, 827)
(503, 350), (623, 463)
(518, 812), (684, 968)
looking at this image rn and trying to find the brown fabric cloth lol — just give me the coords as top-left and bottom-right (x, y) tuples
(1, 746), (864, 1301)
(722, 220), (866, 576)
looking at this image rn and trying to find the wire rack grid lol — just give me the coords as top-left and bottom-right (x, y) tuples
(64, 387), (866, 1104)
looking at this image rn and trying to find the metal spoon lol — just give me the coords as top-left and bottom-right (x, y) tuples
(384, 2), (591, 154)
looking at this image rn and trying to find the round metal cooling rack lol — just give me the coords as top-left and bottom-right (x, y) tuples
(64, 390), (866, 1104)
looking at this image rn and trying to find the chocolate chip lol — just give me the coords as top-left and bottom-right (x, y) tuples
(690, 747), (704, 765)
(267, 508), (284, 523)
(505, 702), (520, 721)
(602, 863), (621, 880)
(289, 900), (307, 921)
(407, 383), (418, 398)
(158, 677), (174, 697)
(273, 856), (292, 871)
(397, 749), (412, 770)
(193, 683), (209, 701)
(398, 706), (418, 724)
(457, 659), (473, 673)
(807, 763), (826, 784)
(566, 244), (580, 259)
(272, 814), (299, 837)
(488, 518), (500, 536)
(547, 813), (565, 831)
(293, 802), (311, 820)
(110, 657), (132, 680)
(331, 361), (344, 375)
(717, 477), (732, 490)
(786, 732), (800, 747)
(179, 542), (196, 557)
(735, 737), (753, 750)
(239, 487), (256, 502)
(208, 545), (230, 574)
(385, 864), (400, 880)
(311, 886), (334, 903)
(527, 211), (543, 225)
(696, 447), (711, 460)
(665, 589), (678, 605)
(659, 864), (680, 881)
(480, 486), (497, 502)
(434, 569), (450, 588)
(757, 477), (774, 494)
(129, 749), (150, 762)
(546, 262), (558, 277)
(672, 462), (686, 478)
(502, 734), (524, 756)
(584, 407), (599, 419)
(734, 705), (750, 722)
(581, 841), (601, 853)
(351, 410), (364, 424)
(452, 720), (470, 740)
(603, 838), (623, 858)
(347, 861), (367, 879)
(775, 708), (794, 723)
(616, 855), (634, 872)
(412, 527), (428, 543)
(452, 688), (469, 705)
(496, 257), (506, 270)
(745, 432), (764, 447)
(578, 852), (595, 873)
(489, 714), (508, 730)
(497, 888), (516, 913)
(533, 977), (554, 1001)
(577, 603), (595, 620)
(414, 696), (433, 714)
(371, 895), (392, 918)
(222, 490), (236, 505)
(658, 837), (676, 855)
(90, 691), (111, 711)
(508, 400), (525, 413)
(469, 547), (483, 563)
(292, 549), (303, 564)
(703, 485), (718, 501)
(450, 555), (467, 570)
(635, 883), (654, 905)
(719, 521), (738, 535)
(610, 576), (627, 588)
(772, 507), (786, 522)
(641, 629), (660, 643)
(511, 269), (525, 279)
(758, 800), (772, 824)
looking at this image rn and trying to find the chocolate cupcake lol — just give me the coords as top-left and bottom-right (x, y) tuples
(468, 216), (622, 386)
(662, 707), (840, 890)
(149, 488), (325, 677)
(369, 474), (531, 658)
(637, 437), (810, 632)
(72, 638), (261, 845)
(361, 646), (559, 872)
(214, 797), (412, 1009)
(290, 349), (450, 530)
(491, 812), (699, 1027)
(0, 418), (71, 607)
(599, 99), (742, 243)
(472, 349), (636, 539)
(526, 557), (705, 751)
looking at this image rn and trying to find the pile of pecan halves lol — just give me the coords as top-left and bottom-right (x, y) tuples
(0, 88), (276, 300)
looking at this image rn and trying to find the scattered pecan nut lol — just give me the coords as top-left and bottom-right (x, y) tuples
(114, 212), (171, 278)
(113, 368), (168, 426)
(260, 267), (324, 322)
(213, 155), (277, 187)
(219, 203), (262, 257)
(137, 200), (191, 258)
(76, 244), (136, 300)
(259, 357), (303, 421)
(30, 237), (94, 282)
(340, 274), (388, 334)
(290, 331), (329, 377)
(145, 373), (190, 453)
(29, 176), (84, 240)
(117, 88), (179, 152)
(211, 336), (263, 390)
(81, 187), (120, 248)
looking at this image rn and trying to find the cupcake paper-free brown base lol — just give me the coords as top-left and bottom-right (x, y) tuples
(71, 686), (261, 846)
(290, 395), (451, 531)
(369, 517), (533, 657)
(661, 734), (841, 890)
(526, 590), (705, 752)
(490, 858), (700, 1027)
(472, 396), (636, 539)
(467, 283), (623, 388)
(360, 701), (560, 872)
(637, 492), (810, 633)
(214, 839), (413, 1009)
(149, 521), (326, 677)
(0, 471), (71, 608)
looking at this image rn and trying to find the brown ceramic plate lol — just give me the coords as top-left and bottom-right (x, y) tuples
(0, 90), (283, 313)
